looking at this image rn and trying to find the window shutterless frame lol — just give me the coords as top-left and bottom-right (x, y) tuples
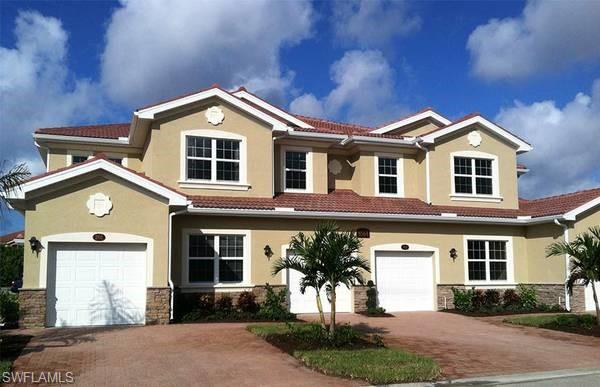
(463, 235), (514, 285)
(182, 229), (251, 288)
(374, 153), (404, 197)
(280, 146), (313, 193)
(450, 151), (501, 202)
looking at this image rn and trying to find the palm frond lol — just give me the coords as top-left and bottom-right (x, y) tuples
(0, 162), (31, 193)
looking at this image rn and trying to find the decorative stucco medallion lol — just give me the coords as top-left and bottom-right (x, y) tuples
(205, 106), (225, 125)
(86, 193), (113, 217)
(468, 130), (482, 147)
(328, 159), (343, 175)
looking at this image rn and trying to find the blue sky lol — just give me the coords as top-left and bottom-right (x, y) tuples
(1, 0), (599, 234)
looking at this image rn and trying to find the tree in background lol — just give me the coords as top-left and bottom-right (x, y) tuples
(0, 161), (30, 216)
(0, 245), (24, 287)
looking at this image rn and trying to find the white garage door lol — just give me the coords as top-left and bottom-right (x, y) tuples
(585, 282), (600, 311)
(287, 269), (352, 314)
(47, 243), (147, 327)
(375, 251), (434, 312)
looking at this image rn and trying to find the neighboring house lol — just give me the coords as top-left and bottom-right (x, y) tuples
(0, 230), (24, 247)
(6, 85), (599, 328)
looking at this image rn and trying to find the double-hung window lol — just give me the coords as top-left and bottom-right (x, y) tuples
(375, 154), (403, 196)
(187, 233), (246, 284)
(453, 156), (494, 195)
(282, 148), (311, 192)
(186, 136), (240, 182)
(466, 238), (510, 282)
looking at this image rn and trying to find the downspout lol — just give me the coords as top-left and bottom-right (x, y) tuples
(168, 208), (188, 320)
(554, 218), (570, 311)
(415, 140), (431, 204)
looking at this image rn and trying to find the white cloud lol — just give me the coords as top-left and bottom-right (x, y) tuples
(496, 79), (600, 198)
(467, 0), (600, 81)
(100, 0), (314, 108)
(332, 0), (420, 47)
(290, 50), (407, 125)
(0, 11), (105, 175)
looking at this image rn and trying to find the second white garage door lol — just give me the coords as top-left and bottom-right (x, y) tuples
(585, 282), (600, 311)
(47, 243), (147, 327)
(287, 269), (352, 314)
(375, 251), (435, 312)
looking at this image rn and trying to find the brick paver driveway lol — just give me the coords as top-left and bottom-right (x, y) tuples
(7, 323), (353, 387)
(332, 312), (600, 378)
(7, 313), (600, 385)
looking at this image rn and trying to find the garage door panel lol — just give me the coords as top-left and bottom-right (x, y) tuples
(376, 251), (434, 312)
(585, 282), (600, 311)
(287, 269), (352, 314)
(48, 243), (147, 327)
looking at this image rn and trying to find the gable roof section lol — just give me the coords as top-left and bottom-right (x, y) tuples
(419, 114), (533, 153)
(35, 123), (130, 139)
(370, 108), (452, 134)
(519, 188), (600, 220)
(6, 155), (187, 206)
(232, 88), (313, 129)
(133, 85), (290, 131)
(0, 230), (24, 245)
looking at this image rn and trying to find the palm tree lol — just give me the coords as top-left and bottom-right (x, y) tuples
(546, 226), (600, 325)
(272, 221), (370, 335)
(317, 222), (370, 335)
(0, 162), (30, 215)
(272, 231), (328, 329)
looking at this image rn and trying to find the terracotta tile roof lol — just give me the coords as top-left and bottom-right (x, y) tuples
(517, 163), (528, 169)
(291, 115), (408, 140)
(519, 188), (600, 217)
(190, 188), (600, 219)
(35, 123), (130, 139)
(0, 230), (24, 244)
(373, 107), (439, 130)
(136, 83), (225, 111)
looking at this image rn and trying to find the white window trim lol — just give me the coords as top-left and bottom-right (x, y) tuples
(181, 228), (251, 288)
(463, 235), (514, 285)
(179, 129), (249, 190)
(281, 146), (313, 193)
(66, 151), (127, 167)
(374, 153), (404, 197)
(450, 151), (501, 202)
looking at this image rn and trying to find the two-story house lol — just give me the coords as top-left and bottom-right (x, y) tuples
(7, 85), (599, 327)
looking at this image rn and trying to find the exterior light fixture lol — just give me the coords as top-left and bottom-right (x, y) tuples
(29, 237), (43, 255)
(264, 245), (273, 260)
(449, 248), (458, 261)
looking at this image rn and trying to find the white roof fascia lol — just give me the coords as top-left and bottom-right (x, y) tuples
(371, 110), (452, 134)
(134, 88), (289, 131)
(33, 133), (132, 147)
(10, 159), (187, 206)
(420, 116), (533, 153)
(563, 196), (600, 221)
(232, 90), (314, 129)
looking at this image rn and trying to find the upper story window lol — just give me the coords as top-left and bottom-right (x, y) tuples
(464, 236), (513, 284)
(67, 152), (126, 166)
(450, 151), (500, 202)
(72, 155), (88, 164)
(281, 146), (312, 193)
(183, 229), (250, 286)
(186, 136), (240, 182)
(375, 154), (404, 197)
(180, 130), (248, 190)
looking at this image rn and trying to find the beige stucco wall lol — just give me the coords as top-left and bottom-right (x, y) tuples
(387, 121), (440, 137)
(172, 216), (532, 287)
(428, 126), (519, 209)
(524, 223), (566, 283)
(23, 174), (170, 288)
(573, 209), (600, 235)
(142, 99), (274, 197)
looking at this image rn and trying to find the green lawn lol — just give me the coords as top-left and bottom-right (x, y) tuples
(248, 323), (440, 384)
(505, 314), (599, 336)
(0, 359), (11, 374)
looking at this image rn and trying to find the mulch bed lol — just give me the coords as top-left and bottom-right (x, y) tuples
(442, 309), (567, 317)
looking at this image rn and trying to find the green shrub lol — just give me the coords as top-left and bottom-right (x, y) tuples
(0, 290), (19, 324)
(288, 323), (361, 348)
(471, 289), (485, 310)
(215, 295), (233, 312)
(367, 306), (386, 315)
(502, 289), (521, 307)
(517, 284), (537, 310)
(237, 291), (259, 313)
(0, 245), (24, 287)
(366, 280), (377, 310)
(257, 284), (294, 321)
(483, 289), (500, 307)
(451, 287), (473, 312)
